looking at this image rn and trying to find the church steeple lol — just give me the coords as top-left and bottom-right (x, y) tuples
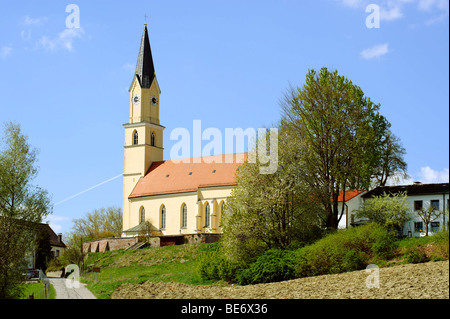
(123, 23), (164, 233)
(128, 23), (161, 125)
(134, 24), (156, 89)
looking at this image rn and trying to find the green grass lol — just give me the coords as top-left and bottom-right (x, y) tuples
(81, 243), (217, 299)
(19, 282), (56, 299)
(395, 231), (449, 263)
(80, 231), (449, 299)
(396, 235), (435, 250)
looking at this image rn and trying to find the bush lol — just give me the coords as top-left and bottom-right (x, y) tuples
(236, 249), (297, 285)
(431, 230), (449, 260)
(199, 224), (400, 285)
(342, 249), (367, 271)
(294, 223), (397, 277)
(196, 245), (240, 283)
(405, 247), (430, 264)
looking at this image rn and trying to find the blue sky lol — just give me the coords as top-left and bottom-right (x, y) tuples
(0, 0), (448, 235)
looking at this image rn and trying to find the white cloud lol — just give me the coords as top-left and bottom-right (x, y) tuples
(336, 0), (449, 23)
(418, 0), (449, 11)
(23, 15), (47, 26)
(46, 215), (70, 234)
(38, 27), (84, 52)
(385, 172), (415, 186)
(417, 166), (449, 183)
(421, 0), (449, 24)
(0, 46), (12, 58)
(360, 43), (389, 59)
(122, 63), (135, 72)
(337, 0), (406, 20)
(386, 166), (449, 186)
(425, 12), (449, 24)
(380, 5), (404, 20)
(418, 0), (436, 11)
(20, 29), (32, 41)
(341, 0), (367, 8)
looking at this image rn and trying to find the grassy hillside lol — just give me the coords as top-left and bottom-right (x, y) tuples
(81, 230), (448, 299)
(81, 243), (218, 299)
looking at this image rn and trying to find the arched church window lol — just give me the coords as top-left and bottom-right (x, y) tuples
(139, 207), (145, 224)
(151, 132), (155, 146)
(133, 130), (138, 145)
(219, 201), (225, 227)
(181, 204), (187, 229)
(204, 202), (210, 228)
(161, 205), (166, 229)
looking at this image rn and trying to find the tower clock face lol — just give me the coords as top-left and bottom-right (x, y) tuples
(151, 95), (158, 106)
(132, 94), (140, 105)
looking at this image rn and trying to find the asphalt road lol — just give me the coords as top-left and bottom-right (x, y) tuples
(47, 275), (96, 299)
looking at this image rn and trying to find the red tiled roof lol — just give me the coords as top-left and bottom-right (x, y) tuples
(129, 153), (247, 198)
(337, 189), (366, 202)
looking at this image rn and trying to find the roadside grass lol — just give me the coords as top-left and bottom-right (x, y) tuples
(18, 282), (56, 299)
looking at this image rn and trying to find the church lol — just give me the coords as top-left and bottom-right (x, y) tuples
(122, 24), (245, 239)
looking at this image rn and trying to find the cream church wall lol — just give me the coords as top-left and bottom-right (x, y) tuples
(125, 185), (233, 237)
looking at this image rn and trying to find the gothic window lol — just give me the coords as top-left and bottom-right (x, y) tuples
(133, 130), (138, 145)
(151, 132), (155, 146)
(140, 207), (145, 224)
(219, 201), (225, 227)
(181, 204), (187, 229)
(205, 202), (210, 228)
(161, 205), (166, 229)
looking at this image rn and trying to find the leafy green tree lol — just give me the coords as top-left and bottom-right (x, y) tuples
(0, 121), (52, 298)
(35, 226), (53, 272)
(221, 130), (324, 265)
(281, 67), (396, 229)
(354, 191), (411, 231)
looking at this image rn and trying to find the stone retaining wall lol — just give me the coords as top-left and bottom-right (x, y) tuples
(82, 233), (220, 253)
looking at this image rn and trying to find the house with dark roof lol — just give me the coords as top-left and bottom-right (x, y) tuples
(38, 223), (66, 258)
(349, 182), (449, 237)
(25, 223), (66, 269)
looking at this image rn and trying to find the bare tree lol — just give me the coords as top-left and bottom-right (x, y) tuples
(416, 205), (443, 236)
(138, 220), (158, 243)
(71, 206), (122, 240)
(373, 129), (409, 187)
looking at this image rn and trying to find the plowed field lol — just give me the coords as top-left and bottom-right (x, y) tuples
(112, 260), (449, 299)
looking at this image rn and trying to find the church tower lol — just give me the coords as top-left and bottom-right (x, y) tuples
(123, 24), (164, 233)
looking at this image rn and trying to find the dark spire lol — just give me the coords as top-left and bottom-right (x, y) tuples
(134, 24), (155, 89)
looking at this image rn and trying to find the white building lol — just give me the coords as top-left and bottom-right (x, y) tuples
(337, 190), (367, 229)
(350, 182), (449, 237)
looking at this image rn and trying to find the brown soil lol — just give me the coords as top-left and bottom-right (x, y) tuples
(112, 260), (449, 299)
